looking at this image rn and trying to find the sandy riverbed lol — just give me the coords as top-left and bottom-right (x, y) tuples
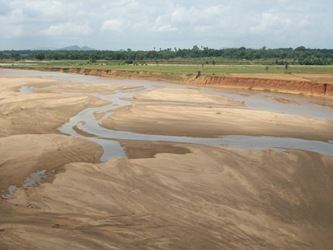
(1, 145), (333, 249)
(0, 74), (333, 249)
(102, 88), (333, 141)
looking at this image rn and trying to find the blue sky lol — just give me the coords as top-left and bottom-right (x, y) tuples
(0, 0), (332, 50)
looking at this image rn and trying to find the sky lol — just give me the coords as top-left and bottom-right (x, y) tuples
(0, 0), (332, 50)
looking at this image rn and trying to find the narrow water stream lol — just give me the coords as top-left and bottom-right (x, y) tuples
(59, 87), (333, 160)
(12, 69), (333, 160)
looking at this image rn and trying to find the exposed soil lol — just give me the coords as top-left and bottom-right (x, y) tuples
(190, 75), (332, 97)
(120, 140), (191, 159)
(1, 74), (333, 249)
(0, 77), (111, 193)
(1, 146), (333, 249)
(101, 88), (333, 141)
(0, 134), (103, 191)
(8, 66), (333, 98)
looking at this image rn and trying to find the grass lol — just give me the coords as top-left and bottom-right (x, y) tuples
(1, 60), (333, 75)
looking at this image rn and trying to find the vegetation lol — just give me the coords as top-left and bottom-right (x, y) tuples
(1, 46), (333, 65)
(2, 60), (333, 75)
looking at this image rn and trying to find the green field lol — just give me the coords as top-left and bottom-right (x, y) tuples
(1, 60), (333, 75)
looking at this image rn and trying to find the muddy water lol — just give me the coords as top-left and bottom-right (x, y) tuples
(19, 85), (33, 94)
(6, 68), (333, 160)
(203, 88), (333, 120)
(57, 87), (333, 160)
(5, 68), (333, 119)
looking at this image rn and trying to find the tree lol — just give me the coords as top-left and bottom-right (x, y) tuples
(89, 56), (97, 63)
(0, 47), (332, 65)
(295, 46), (306, 51)
(35, 53), (45, 60)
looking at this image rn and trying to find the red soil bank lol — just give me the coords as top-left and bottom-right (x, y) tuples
(190, 75), (332, 97)
(326, 84), (333, 96)
(9, 67), (333, 98)
(68, 68), (333, 97)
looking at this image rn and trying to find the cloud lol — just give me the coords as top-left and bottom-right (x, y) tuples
(151, 15), (177, 32)
(0, 23), (22, 38)
(171, 5), (224, 25)
(0, 0), (332, 49)
(250, 12), (292, 33)
(102, 19), (125, 32)
(43, 23), (92, 36)
(152, 24), (177, 33)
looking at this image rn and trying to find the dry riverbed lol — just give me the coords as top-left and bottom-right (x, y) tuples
(102, 88), (333, 141)
(0, 74), (333, 249)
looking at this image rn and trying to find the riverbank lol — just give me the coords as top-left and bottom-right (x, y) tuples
(1, 71), (333, 249)
(2, 66), (333, 98)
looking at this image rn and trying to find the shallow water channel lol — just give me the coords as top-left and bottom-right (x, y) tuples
(8, 68), (333, 160)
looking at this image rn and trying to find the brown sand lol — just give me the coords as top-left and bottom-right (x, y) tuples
(5, 67), (333, 97)
(0, 77), (107, 193)
(1, 76), (333, 249)
(120, 140), (191, 159)
(0, 134), (103, 191)
(0, 78), (111, 136)
(102, 88), (333, 141)
(1, 145), (333, 249)
(231, 73), (333, 84)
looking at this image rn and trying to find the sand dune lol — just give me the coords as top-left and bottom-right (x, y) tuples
(1, 145), (333, 249)
(0, 75), (333, 249)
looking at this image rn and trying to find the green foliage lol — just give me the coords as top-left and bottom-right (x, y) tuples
(0, 46), (332, 65)
(3, 60), (332, 75)
(35, 53), (45, 61)
(89, 55), (97, 63)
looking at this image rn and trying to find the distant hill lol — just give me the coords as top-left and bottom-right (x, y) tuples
(58, 45), (95, 51)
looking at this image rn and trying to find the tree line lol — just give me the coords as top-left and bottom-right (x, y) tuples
(0, 46), (332, 65)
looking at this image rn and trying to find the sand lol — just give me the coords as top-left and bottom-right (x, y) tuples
(0, 77), (108, 193)
(102, 88), (333, 141)
(231, 73), (333, 84)
(1, 75), (333, 249)
(1, 145), (333, 249)
(0, 134), (103, 191)
(0, 78), (112, 136)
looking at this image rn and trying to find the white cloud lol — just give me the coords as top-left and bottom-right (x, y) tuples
(0, 23), (22, 38)
(169, 5), (224, 26)
(102, 19), (125, 32)
(151, 15), (176, 32)
(0, 0), (332, 49)
(152, 24), (177, 33)
(43, 23), (92, 36)
(250, 11), (309, 34)
(250, 12), (291, 33)
(150, 5), (224, 33)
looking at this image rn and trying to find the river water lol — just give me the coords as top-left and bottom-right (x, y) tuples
(3, 68), (333, 160)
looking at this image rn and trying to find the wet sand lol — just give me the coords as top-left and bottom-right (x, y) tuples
(0, 77), (108, 192)
(0, 134), (103, 191)
(0, 78), (110, 136)
(1, 73), (333, 249)
(102, 88), (333, 141)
